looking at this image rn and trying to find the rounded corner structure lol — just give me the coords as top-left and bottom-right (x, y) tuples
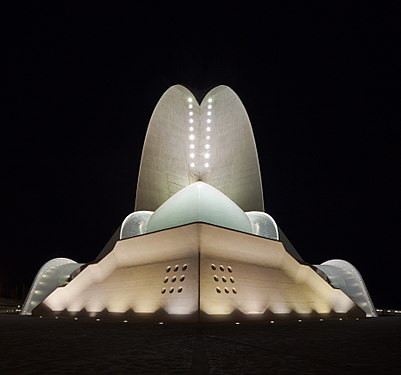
(200, 84), (231, 100)
(21, 258), (82, 315)
(171, 84), (197, 97)
(120, 210), (153, 239)
(316, 259), (378, 317)
(245, 211), (279, 240)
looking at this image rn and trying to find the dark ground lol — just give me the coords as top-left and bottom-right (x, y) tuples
(0, 315), (400, 374)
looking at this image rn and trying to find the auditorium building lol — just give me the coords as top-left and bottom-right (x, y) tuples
(21, 85), (377, 321)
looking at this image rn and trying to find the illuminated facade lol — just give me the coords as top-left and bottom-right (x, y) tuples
(21, 85), (377, 321)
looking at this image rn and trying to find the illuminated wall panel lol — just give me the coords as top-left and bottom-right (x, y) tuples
(199, 225), (357, 320)
(37, 224), (363, 321)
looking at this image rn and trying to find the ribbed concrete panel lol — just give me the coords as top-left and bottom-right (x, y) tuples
(245, 211), (279, 240)
(135, 85), (264, 212)
(316, 259), (378, 317)
(120, 211), (153, 239)
(20, 258), (82, 315)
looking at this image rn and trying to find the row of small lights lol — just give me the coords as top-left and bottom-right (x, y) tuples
(188, 97), (195, 168)
(188, 97), (213, 169)
(41, 316), (129, 323)
(376, 308), (401, 314)
(40, 316), (361, 324)
(204, 97), (212, 169)
(234, 317), (359, 325)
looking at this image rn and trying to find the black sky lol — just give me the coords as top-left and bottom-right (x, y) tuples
(4, 2), (401, 308)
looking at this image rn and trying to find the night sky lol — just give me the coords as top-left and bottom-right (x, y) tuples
(4, 3), (400, 309)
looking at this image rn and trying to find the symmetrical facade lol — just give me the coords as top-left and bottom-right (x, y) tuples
(21, 85), (377, 321)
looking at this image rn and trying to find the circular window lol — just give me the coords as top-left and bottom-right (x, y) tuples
(171, 276), (177, 282)
(227, 266), (233, 273)
(174, 265), (179, 272)
(232, 288), (237, 294)
(211, 264), (216, 270)
(230, 277), (234, 283)
(219, 265), (225, 272)
(224, 287), (229, 294)
(161, 288), (166, 294)
(216, 287), (222, 293)
(182, 264), (188, 271)
(213, 275), (219, 282)
(178, 287), (183, 293)
(222, 276), (227, 283)
(169, 287), (174, 293)
(166, 266), (171, 273)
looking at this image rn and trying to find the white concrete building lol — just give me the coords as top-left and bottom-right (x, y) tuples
(21, 85), (377, 321)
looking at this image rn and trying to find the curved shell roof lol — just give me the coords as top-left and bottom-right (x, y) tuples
(135, 85), (264, 212)
(317, 259), (377, 317)
(146, 181), (253, 234)
(119, 210), (153, 239)
(20, 258), (81, 315)
(246, 211), (279, 240)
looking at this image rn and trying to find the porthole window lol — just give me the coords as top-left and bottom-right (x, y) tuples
(227, 266), (233, 273)
(211, 264), (216, 270)
(232, 288), (237, 294)
(169, 287), (174, 293)
(213, 275), (219, 282)
(166, 266), (171, 273)
(161, 288), (166, 294)
(224, 287), (229, 294)
(174, 265), (179, 272)
(219, 265), (225, 272)
(216, 287), (221, 293)
(222, 276), (227, 283)
(182, 264), (188, 271)
(230, 277), (235, 283)
(178, 287), (183, 293)
(171, 276), (177, 283)
(164, 277), (169, 283)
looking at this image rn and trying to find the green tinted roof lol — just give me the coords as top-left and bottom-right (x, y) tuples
(146, 182), (252, 234)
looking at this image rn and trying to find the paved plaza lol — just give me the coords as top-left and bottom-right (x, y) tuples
(0, 315), (400, 374)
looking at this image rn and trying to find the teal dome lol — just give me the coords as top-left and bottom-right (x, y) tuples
(146, 182), (252, 234)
